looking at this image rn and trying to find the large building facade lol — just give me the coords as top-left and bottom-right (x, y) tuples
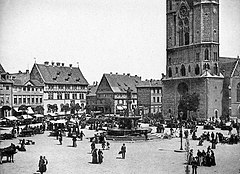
(9, 70), (44, 115)
(0, 64), (13, 118)
(137, 80), (163, 115)
(96, 73), (141, 114)
(30, 61), (88, 115)
(163, 0), (223, 120)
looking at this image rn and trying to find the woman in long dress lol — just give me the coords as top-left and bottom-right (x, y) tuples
(38, 156), (45, 174)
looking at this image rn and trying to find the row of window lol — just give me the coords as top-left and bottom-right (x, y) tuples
(116, 99), (136, 105)
(13, 86), (43, 92)
(47, 84), (86, 90)
(48, 92), (85, 100)
(152, 96), (162, 103)
(168, 50), (218, 65)
(0, 95), (10, 105)
(168, 63), (219, 77)
(151, 88), (162, 94)
(13, 95), (43, 105)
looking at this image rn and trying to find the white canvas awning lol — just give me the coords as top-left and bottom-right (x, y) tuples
(5, 116), (18, 121)
(54, 119), (66, 124)
(27, 107), (34, 114)
(22, 115), (33, 119)
(34, 114), (44, 118)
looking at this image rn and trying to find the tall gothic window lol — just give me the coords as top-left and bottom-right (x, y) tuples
(195, 64), (200, 75)
(168, 67), (172, 78)
(176, 67), (178, 74)
(185, 32), (189, 45)
(205, 48), (209, 60)
(203, 63), (210, 70)
(237, 83), (240, 102)
(179, 29), (184, 46)
(188, 65), (191, 73)
(214, 63), (218, 75)
(169, 0), (172, 10)
(196, 53), (200, 62)
(181, 65), (186, 76)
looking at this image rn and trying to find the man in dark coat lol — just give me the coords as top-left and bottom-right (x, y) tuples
(121, 144), (126, 159)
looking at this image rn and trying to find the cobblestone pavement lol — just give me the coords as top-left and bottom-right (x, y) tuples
(0, 126), (240, 174)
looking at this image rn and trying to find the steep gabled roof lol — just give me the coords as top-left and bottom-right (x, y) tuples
(0, 64), (5, 74)
(11, 72), (30, 86)
(87, 85), (98, 96)
(35, 63), (88, 85)
(103, 73), (141, 93)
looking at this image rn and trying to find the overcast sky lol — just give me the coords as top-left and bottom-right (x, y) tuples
(0, 0), (240, 84)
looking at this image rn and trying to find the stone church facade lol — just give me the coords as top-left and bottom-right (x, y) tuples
(162, 0), (224, 120)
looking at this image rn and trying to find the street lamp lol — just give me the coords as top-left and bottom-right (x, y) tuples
(179, 111), (183, 150)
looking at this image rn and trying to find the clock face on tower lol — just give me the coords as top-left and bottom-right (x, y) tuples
(180, 5), (188, 17)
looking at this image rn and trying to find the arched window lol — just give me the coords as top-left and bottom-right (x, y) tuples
(237, 83), (240, 102)
(205, 48), (209, 60)
(203, 63), (210, 70)
(214, 63), (218, 75)
(188, 65), (191, 73)
(181, 65), (186, 76)
(179, 29), (184, 46)
(176, 67), (178, 74)
(195, 64), (200, 75)
(168, 67), (172, 78)
(185, 32), (189, 45)
(168, 57), (172, 65)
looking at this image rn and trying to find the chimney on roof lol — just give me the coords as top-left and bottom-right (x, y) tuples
(44, 61), (49, 66)
(110, 72), (112, 74)
(56, 62), (61, 66)
(127, 73), (130, 76)
(62, 63), (64, 66)
(19, 70), (22, 74)
(26, 70), (29, 74)
(51, 62), (54, 66)
(116, 72), (118, 74)
(123, 73), (125, 75)
(69, 64), (72, 68)
(96, 81), (98, 86)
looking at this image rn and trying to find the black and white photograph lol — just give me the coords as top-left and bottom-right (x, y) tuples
(0, 0), (240, 173)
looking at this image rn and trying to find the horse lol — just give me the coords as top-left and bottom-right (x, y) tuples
(0, 143), (18, 164)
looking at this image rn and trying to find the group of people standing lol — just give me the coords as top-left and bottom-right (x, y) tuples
(188, 146), (216, 174)
(38, 156), (48, 174)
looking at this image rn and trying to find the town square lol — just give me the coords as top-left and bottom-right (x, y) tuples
(1, 0), (240, 174)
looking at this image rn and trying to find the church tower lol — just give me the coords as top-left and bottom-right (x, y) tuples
(163, 0), (223, 120)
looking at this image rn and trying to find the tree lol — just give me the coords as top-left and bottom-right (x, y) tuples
(35, 105), (44, 114)
(75, 103), (81, 117)
(18, 104), (28, 115)
(47, 104), (53, 113)
(62, 103), (70, 115)
(52, 104), (58, 113)
(70, 100), (76, 115)
(178, 92), (200, 120)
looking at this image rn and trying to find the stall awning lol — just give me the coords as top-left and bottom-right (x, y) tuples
(34, 114), (44, 118)
(116, 106), (124, 110)
(22, 115), (33, 119)
(27, 107), (34, 114)
(5, 116), (18, 121)
(54, 119), (67, 124)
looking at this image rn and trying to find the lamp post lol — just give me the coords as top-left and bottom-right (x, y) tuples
(179, 111), (183, 150)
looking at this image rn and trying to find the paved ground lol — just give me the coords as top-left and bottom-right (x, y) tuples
(0, 125), (240, 174)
